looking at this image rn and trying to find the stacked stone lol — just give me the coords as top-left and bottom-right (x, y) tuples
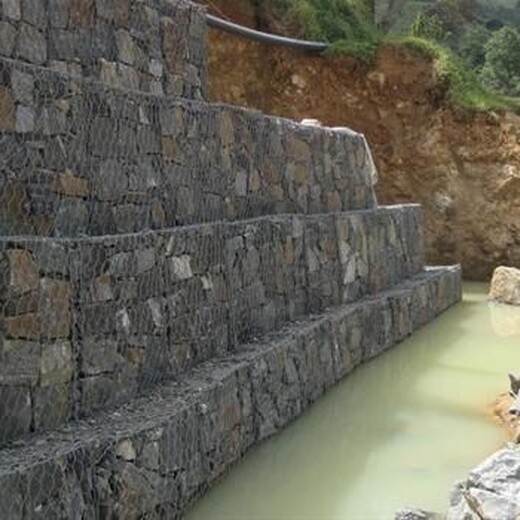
(0, 0), (462, 518)
(0, 206), (426, 443)
(0, 56), (377, 237)
(0, 0), (205, 98)
(0, 267), (460, 519)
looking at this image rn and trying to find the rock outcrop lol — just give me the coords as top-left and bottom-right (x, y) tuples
(489, 266), (520, 305)
(447, 447), (520, 520)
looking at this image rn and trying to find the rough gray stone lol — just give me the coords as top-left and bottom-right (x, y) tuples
(0, 385), (31, 442)
(0, 473), (23, 519)
(48, 0), (69, 28)
(14, 104), (34, 132)
(0, 340), (40, 385)
(447, 448), (520, 520)
(116, 29), (135, 65)
(119, 63), (139, 90)
(33, 383), (70, 429)
(54, 199), (89, 236)
(169, 255), (193, 281)
(22, 0), (46, 29)
(94, 160), (128, 201)
(11, 68), (34, 104)
(81, 338), (122, 376)
(2, 0), (20, 20)
(40, 340), (73, 386)
(0, 21), (15, 55)
(17, 23), (47, 64)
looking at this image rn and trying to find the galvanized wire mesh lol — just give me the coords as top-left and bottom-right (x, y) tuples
(0, 1), (448, 518)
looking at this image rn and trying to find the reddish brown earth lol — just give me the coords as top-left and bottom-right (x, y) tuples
(200, 0), (520, 280)
(492, 393), (520, 442)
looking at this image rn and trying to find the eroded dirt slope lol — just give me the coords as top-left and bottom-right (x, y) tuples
(202, 3), (520, 280)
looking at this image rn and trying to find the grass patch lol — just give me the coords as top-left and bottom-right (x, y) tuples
(258, 0), (378, 42)
(326, 37), (380, 65)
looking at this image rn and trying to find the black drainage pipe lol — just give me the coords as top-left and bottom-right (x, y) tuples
(205, 13), (330, 52)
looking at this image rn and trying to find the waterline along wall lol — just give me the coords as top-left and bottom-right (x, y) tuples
(0, 0), (461, 518)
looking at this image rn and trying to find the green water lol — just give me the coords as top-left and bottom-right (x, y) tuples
(186, 283), (520, 520)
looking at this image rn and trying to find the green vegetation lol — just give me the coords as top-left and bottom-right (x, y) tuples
(258, 0), (375, 40)
(257, 0), (381, 62)
(480, 27), (520, 96)
(258, 0), (520, 111)
(396, 36), (520, 110)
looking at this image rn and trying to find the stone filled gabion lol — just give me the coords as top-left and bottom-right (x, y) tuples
(0, 0), (462, 518)
(0, 55), (377, 238)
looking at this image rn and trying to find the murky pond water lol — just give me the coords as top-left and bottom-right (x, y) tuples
(186, 283), (520, 520)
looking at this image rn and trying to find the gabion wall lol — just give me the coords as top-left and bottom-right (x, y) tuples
(0, 206), (424, 443)
(0, 0), (206, 98)
(0, 57), (377, 238)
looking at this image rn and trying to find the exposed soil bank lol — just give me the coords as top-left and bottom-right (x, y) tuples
(203, 7), (520, 280)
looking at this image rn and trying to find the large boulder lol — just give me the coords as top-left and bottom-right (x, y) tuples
(447, 447), (520, 519)
(489, 266), (520, 305)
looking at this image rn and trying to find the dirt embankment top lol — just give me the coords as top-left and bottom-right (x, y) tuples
(201, 0), (520, 280)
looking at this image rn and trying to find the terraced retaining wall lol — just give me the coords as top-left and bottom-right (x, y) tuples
(0, 2), (463, 518)
(0, 205), (423, 443)
(0, 266), (461, 520)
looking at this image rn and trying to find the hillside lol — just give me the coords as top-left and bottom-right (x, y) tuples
(202, 0), (520, 280)
(205, 0), (520, 101)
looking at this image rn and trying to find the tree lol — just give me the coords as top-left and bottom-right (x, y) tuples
(411, 13), (445, 42)
(479, 26), (520, 95)
(460, 24), (490, 70)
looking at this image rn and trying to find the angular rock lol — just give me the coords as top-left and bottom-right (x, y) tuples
(489, 266), (520, 305)
(95, 0), (130, 25)
(69, 0), (94, 26)
(54, 199), (89, 236)
(15, 104), (35, 133)
(22, 0), (47, 28)
(52, 172), (89, 198)
(0, 85), (15, 131)
(2, 249), (40, 294)
(33, 383), (71, 429)
(447, 448), (520, 520)
(94, 160), (128, 201)
(39, 278), (71, 339)
(0, 386), (31, 442)
(169, 255), (193, 281)
(0, 340), (40, 385)
(0, 21), (15, 56)
(91, 273), (113, 302)
(5, 313), (41, 339)
(48, 0), (69, 28)
(17, 23), (47, 64)
(116, 29), (134, 65)
(2, 0), (20, 20)
(40, 340), (73, 386)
